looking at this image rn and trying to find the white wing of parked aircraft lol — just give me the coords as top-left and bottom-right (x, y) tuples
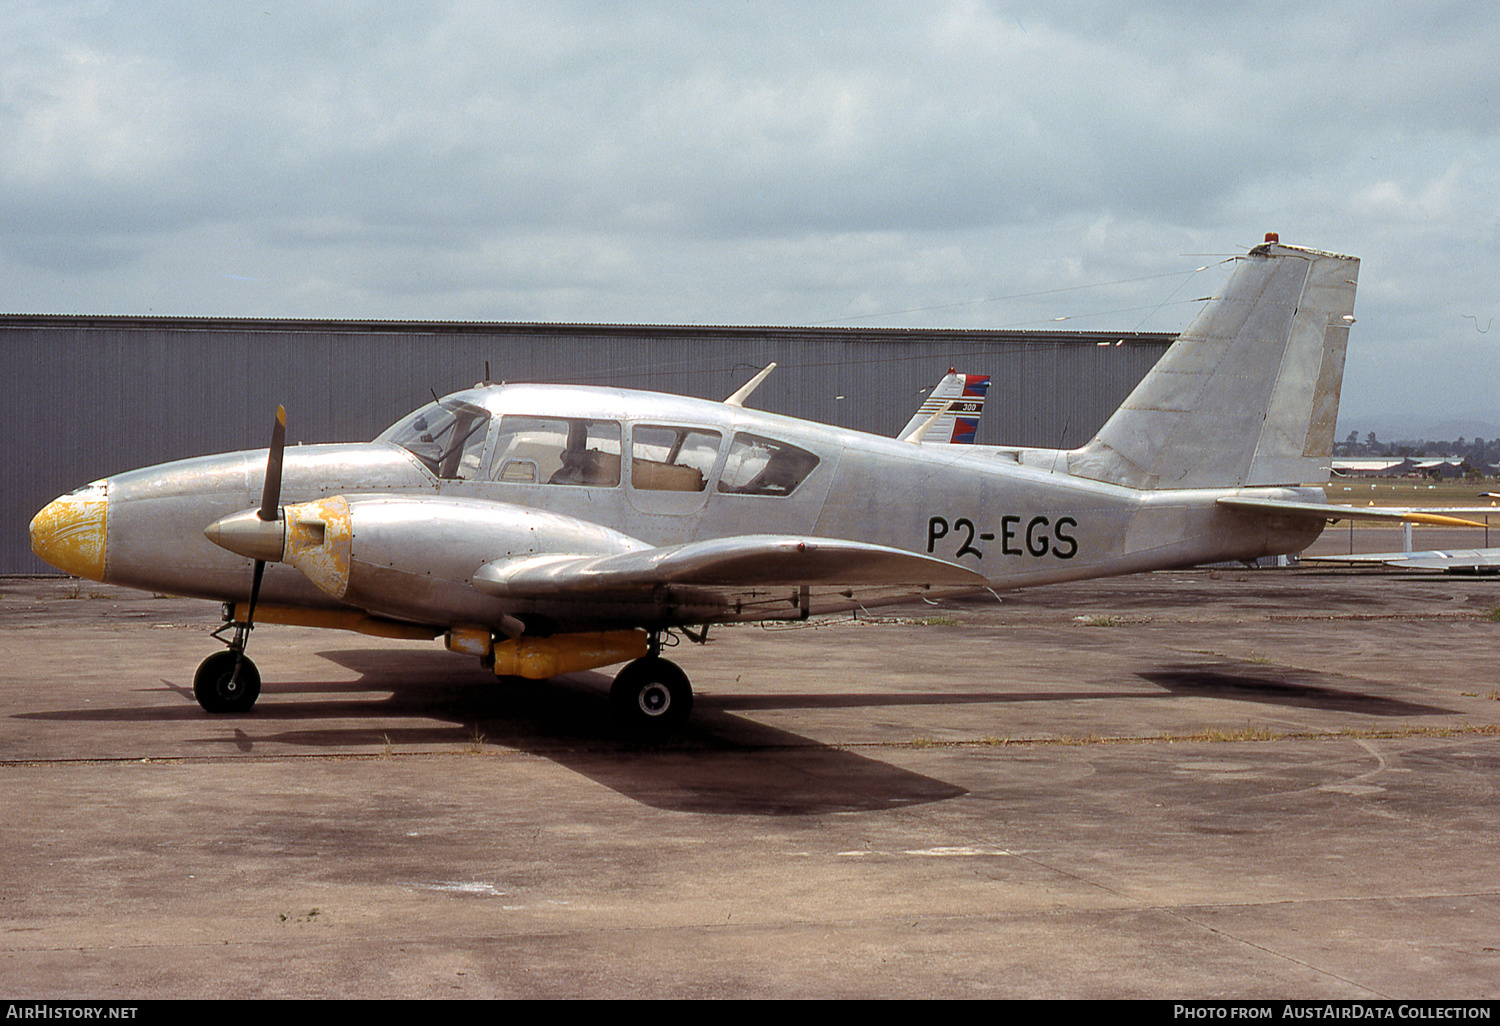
(35, 235), (1488, 733)
(1301, 549), (1500, 572)
(1299, 503), (1498, 572)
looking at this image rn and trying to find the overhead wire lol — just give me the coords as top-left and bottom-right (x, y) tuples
(398, 256), (1228, 418)
(521, 259), (1223, 389)
(806, 261), (1221, 326)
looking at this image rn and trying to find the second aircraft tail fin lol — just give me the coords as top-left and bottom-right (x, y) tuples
(899, 370), (991, 444)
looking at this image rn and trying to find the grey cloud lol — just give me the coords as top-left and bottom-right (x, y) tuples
(2, 2), (1499, 432)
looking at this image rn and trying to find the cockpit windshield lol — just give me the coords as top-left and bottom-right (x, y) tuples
(378, 398), (492, 480)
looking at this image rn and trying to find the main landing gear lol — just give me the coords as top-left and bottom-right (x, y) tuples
(607, 630), (694, 735)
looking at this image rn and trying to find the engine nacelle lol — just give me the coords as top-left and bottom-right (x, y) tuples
(444, 624), (650, 678)
(212, 494), (649, 629)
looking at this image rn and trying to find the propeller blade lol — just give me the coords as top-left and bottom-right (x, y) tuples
(220, 405), (288, 693)
(259, 405), (286, 522)
(242, 407), (284, 646)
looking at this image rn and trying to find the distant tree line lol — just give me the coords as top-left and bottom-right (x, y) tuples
(1334, 431), (1499, 477)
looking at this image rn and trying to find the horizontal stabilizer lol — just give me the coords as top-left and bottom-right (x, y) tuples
(1217, 496), (1487, 528)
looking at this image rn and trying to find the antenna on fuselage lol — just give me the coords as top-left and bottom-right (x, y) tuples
(724, 362), (777, 407)
(1048, 416), (1071, 473)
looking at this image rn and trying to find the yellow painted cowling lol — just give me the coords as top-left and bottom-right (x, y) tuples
(29, 481), (109, 581)
(492, 630), (649, 678)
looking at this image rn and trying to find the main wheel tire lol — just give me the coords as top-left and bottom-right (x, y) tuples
(193, 650), (262, 714)
(609, 657), (692, 735)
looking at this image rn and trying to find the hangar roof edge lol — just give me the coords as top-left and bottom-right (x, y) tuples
(0, 313), (1174, 346)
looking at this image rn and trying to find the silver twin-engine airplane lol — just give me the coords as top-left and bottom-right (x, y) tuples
(29, 237), (1480, 733)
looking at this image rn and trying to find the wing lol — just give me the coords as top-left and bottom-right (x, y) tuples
(472, 534), (990, 622)
(1301, 548), (1500, 572)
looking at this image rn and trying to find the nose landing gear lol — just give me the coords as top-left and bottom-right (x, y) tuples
(194, 625), (261, 714)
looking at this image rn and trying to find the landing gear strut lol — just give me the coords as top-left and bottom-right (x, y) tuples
(194, 631), (261, 714)
(609, 631), (693, 735)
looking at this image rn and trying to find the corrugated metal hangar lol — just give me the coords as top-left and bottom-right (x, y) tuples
(4, 314), (1173, 574)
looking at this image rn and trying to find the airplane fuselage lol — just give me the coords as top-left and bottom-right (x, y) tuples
(57, 381), (1324, 634)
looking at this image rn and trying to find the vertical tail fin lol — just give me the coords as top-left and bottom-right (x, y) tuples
(899, 370), (991, 444)
(1068, 238), (1359, 490)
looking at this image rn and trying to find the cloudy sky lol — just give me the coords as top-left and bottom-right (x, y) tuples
(4, 1), (1497, 437)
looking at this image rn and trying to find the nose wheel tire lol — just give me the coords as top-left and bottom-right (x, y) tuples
(194, 650), (262, 714)
(609, 657), (692, 735)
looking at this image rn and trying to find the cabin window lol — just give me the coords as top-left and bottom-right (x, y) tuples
(380, 398), (492, 480)
(631, 425), (722, 492)
(490, 416), (622, 487)
(717, 433), (820, 496)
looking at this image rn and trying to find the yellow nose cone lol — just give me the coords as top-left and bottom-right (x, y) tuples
(30, 482), (108, 580)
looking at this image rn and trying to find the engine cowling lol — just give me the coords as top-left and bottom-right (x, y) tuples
(208, 495), (649, 627)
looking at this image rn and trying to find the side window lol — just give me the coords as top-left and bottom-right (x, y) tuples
(718, 433), (820, 496)
(490, 416), (622, 487)
(631, 426), (722, 492)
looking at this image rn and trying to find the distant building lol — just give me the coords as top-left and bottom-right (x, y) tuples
(1332, 458), (1411, 477)
(1332, 457), (1487, 479)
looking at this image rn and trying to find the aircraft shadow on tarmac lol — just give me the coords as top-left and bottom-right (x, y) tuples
(17, 647), (967, 815)
(18, 648), (1453, 813)
(310, 648), (969, 815)
(1137, 662), (1453, 717)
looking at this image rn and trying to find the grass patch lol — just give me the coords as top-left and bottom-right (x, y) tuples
(1074, 614), (1124, 627)
(1320, 480), (1500, 511)
(1198, 724), (1281, 742)
(970, 723), (1500, 749)
(464, 724), (488, 753)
